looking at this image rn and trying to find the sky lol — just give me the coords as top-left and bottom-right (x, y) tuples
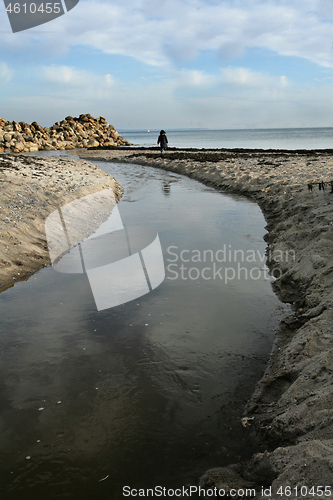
(1, 0), (333, 130)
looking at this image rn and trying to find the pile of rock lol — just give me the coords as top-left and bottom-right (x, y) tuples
(0, 114), (130, 153)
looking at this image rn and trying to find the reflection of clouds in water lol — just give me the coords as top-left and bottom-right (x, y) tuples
(0, 160), (290, 493)
(0, 274), (194, 465)
(162, 181), (171, 196)
(45, 188), (117, 267)
(162, 176), (180, 196)
(0, 273), (96, 406)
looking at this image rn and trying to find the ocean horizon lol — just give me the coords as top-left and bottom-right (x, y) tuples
(118, 127), (333, 150)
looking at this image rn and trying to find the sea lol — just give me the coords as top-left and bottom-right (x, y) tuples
(118, 127), (333, 150)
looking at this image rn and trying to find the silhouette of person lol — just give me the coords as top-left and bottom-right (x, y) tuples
(157, 130), (168, 153)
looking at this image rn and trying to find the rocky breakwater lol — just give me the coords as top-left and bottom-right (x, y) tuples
(0, 113), (130, 153)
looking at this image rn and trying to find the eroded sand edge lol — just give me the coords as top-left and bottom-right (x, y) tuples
(0, 154), (123, 291)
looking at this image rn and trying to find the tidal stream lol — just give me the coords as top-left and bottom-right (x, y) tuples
(0, 158), (289, 498)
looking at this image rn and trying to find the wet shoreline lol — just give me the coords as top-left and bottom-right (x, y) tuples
(80, 147), (333, 496)
(0, 154), (286, 498)
(1, 147), (333, 495)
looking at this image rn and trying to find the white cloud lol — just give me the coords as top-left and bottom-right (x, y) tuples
(0, 62), (13, 82)
(167, 66), (289, 100)
(0, 0), (332, 79)
(0, 0), (332, 69)
(1, 0), (333, 130)
(42, 65), (114, 88)
(173, 69), (217, 87)
(221, 67), (289, 89)
(12, 0), (331, 69)
(218, 41), (245, 60)
(4, 70), (333, 130)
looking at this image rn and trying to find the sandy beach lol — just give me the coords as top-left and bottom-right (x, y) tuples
(0, 153), (123, 292)
(1, 147), (333, 495)
(80, 147), (333, 497)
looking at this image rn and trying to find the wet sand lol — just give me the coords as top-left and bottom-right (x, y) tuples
(0, 153), (122, 292)
(80, 147), (333, 496)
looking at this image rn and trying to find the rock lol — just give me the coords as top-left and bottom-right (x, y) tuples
(4, 132), (14, 142)
(0, 114), (130, 153)
(87, 139), (100, 147)
(31, 121), (44, 132)
(12, 121), (22, 132)
(12, 142), (25, 152)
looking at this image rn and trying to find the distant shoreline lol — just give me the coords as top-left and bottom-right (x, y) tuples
(118, 126), (333, 131)
(112, 127), (333, 150)
(89, 144), (333, 153)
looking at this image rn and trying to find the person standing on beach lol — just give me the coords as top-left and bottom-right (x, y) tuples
(157, 130), (168, 153)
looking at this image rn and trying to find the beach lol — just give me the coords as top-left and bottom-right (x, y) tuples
(1, 147), (333, 495)
(0, 153), (123, 292)
(80, 147), (333, 496)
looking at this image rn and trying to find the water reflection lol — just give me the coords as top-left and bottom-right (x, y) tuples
(0, 160), (289, 499)
(45, 189), (165, 310)
(162, 181), (171, 196)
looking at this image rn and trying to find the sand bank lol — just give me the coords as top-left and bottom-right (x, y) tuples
(0, 153), (123, 291)
(80, 148), (333, 496)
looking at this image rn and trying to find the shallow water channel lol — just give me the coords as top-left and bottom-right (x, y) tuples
(0, 159), (289, 498)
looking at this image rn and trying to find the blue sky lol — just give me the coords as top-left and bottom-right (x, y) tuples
(1, 0), (333, 129)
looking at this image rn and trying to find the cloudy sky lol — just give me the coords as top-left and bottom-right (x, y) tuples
(1, 0), (333, 129)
